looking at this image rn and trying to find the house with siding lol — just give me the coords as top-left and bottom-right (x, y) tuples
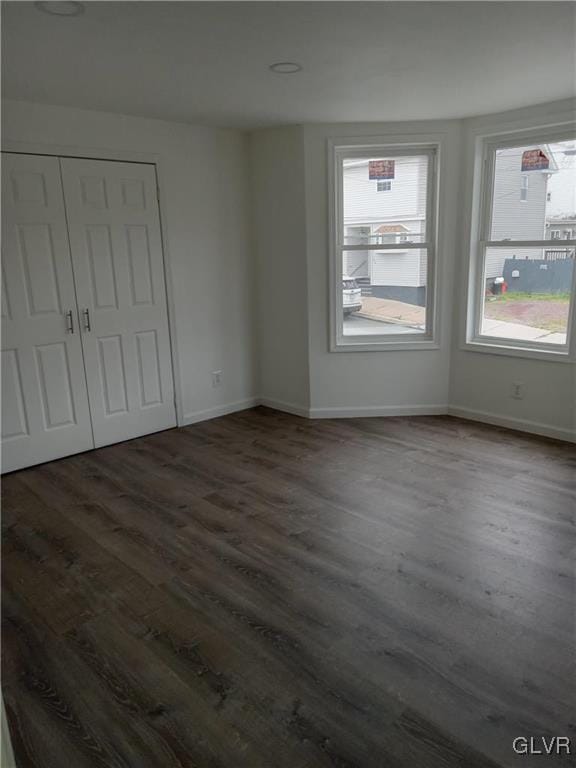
(486, 144), (558, 280)
(342, 156), (427, 305)
(342, 146), (559, 305)
(546, 216), (576, 242)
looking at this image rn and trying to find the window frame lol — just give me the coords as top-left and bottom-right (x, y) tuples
(329, 140), (440, 352)
(520, 174), (529, 202)
(376, 180), (392, 192)
(465, 125), (576, 361)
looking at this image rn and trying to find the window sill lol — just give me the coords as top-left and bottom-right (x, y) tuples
(332, 336), (439, 352)
(462, 338), (574, 363)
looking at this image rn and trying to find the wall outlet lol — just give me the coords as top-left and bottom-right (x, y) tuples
(211, 370), (222, 388)
(511, 382), (524, 400)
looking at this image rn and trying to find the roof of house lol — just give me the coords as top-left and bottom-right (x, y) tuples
(375, 224), (410, 233)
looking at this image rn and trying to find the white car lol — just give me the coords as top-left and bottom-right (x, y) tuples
(343, 276), (362, 315)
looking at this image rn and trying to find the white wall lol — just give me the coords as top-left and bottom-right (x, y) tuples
(249, 108), (574, 440)
(3, 99), (574, 442)
(302, 121), (462, 416)
(249, 126), (310, 413)
(1, 99), (257, 424)
(450, 100), (576, 441)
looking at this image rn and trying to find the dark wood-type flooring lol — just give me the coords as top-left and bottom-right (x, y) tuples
(2, 408), (575, 768)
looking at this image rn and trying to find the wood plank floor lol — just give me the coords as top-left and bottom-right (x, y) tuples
(2, 408), (575, 768)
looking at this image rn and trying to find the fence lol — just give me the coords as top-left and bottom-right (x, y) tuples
(544, 248), (575, 262)
(503, 257), (574, 295)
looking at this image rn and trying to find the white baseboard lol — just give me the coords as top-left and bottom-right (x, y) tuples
(448, 406), (575, 443)
(308, 404), (449, 419)
(179, 397), (574, 444)
(181, 397), (259, 426)
(258, 397), (310, 418)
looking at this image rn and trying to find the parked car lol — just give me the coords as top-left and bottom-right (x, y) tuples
(343, 276), (362, 315)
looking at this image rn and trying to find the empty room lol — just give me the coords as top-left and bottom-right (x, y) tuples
(1, 2), (575, 767)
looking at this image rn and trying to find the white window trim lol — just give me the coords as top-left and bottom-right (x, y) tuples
(463, 123), (576, 362)
(328, 138), (440, 352)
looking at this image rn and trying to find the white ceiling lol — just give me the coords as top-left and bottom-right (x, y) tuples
(2, 1), (575, 129)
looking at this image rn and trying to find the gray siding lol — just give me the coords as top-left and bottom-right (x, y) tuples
(486, 145), (549, 278)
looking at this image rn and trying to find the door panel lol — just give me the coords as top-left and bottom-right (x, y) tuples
(135, 329), (163, 407)
(86, 225), (119, 310)
(1, 348), (28, 439)
(1, 153), (94, 473)
(60, 158), (176, 447)
(98, 334), (129, 415)
(34, 342), (78, 428)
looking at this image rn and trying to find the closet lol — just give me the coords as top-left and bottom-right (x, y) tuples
(1, 153), (176, 473)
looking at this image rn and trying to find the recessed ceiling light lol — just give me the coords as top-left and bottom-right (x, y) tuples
(269, 62), (302, 75)
(34, 1), (85, 17)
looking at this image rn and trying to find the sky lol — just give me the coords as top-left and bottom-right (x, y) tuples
(546, 141), (576, 218)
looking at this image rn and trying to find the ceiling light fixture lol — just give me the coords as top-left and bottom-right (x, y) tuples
(34, 1), (85, 17)
(269, 62), (302, 75)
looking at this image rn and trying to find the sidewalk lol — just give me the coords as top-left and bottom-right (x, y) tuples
(481, 318), (566, 344)
(357, 297), (567, 343)
(357, 297), (425, 329)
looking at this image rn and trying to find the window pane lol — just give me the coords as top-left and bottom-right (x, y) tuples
(490, 139), (576, 242)
(342, 155), (429, 245)
(480, 246), (573, 345)
(342, 248), (428, 336)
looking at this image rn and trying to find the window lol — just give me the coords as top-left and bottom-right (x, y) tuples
(331, 142), (438, 350)
(468, 129), (576, 357)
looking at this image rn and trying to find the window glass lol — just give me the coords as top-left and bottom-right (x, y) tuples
(490, 139), (576, 242)
(342, 249), (429, 336)
(480, 247), (572, 346)
(342, 155), (429, 246)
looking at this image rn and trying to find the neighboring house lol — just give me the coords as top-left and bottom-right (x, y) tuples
(485, 144), (558, 280)
(545, 216), (576, 244)
(342, 146), (565, 304)
(342, 156), (427, 305)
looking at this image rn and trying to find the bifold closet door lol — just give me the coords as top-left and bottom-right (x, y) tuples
(1, 153), (94, 473)
(60, 158), (176, 448)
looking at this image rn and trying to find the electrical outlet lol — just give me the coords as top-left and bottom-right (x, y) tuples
(511, 382), (524, 400)
(211, 370), (222, 388)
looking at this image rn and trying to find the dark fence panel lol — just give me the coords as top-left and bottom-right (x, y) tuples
(503, 258), (574, 294)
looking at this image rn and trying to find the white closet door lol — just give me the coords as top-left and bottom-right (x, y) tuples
(60, 158), (176, 448)
(1, 153), (94, 473)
